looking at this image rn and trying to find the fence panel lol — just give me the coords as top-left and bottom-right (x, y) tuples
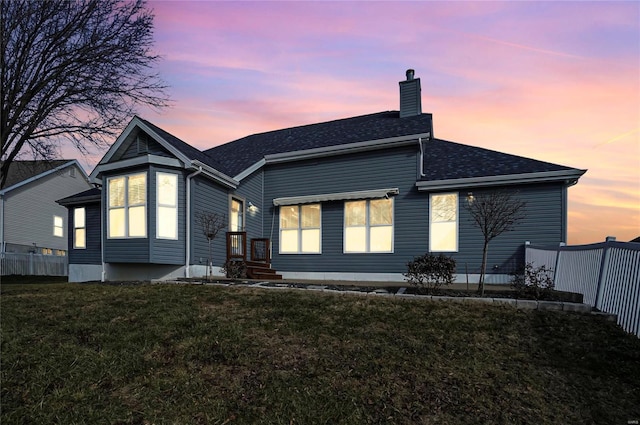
(0, 253), (68, 276)
(525, 247), (558, 277)
(525, 240), (640, 337)
(598, 248), (640, 336)
(555, 248), (603, 306)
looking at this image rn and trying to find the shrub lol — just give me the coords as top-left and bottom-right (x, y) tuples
(403, 253), (456, 290)
(222, 260), (247, 279)
(510, 262), (555, 300)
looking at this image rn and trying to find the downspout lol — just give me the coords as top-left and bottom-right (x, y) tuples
(185, 166), (203, 278)
(418, 137), (426, 177)
(0, 193), (5, 254)
(101, 190), (106, 282)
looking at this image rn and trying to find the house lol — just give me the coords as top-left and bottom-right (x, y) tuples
(0, 160), (92, 258)
(59, 70), (586, 283)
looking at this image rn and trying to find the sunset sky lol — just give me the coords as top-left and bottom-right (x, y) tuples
(74, 1), (640, 245)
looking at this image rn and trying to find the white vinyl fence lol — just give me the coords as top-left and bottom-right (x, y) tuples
(0, 253), (68, 277)
(526, 239), (640, 337)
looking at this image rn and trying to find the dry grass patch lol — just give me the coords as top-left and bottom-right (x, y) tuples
(1, 282), (639, 424)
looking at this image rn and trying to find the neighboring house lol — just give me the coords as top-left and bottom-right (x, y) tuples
(59, 70), (586, 283)
(0, 160), (92, 257)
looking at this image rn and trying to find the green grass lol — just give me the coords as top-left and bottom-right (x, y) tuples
(1, 283), (639, 424)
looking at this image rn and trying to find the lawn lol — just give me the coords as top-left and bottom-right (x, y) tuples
(1, 282), (639, 424)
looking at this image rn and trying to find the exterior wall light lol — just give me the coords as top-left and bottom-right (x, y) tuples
(248, 202), (259, 214)
(467, 192), (475, 204)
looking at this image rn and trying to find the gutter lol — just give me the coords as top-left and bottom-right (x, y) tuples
(101, 190), (106, 282)
(416, 169), (587, 191)
(265, 132), (431, 164)
(190, 160), (239, 189)
(184, 166), (203, 278)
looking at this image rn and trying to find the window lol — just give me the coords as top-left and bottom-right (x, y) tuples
(42, 248), (53, 255)
(279, 204), (321, 253)
(74, 207), (86, 249)
(344, 198), (393, 253)
(53, 215), (64, 237)
(157, 172), (178, 239)
(230, 198), (244, 232)
(430, 193), (458, 252)
(108, 173), (146, 238)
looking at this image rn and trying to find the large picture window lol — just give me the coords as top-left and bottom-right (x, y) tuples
(279, 204), (321, 254)
(430, 193), (458, 252)
(157, 172), (178, 239)
(74, 207), (86, 249)
(344, 198), (393, 253)
(108, 173), (146, 238)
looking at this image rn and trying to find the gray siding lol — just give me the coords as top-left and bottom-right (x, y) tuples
(3, 164), (92, 251)
(263, 146), (568, 276)
(234, 169), (264, 241)
(456, 184), (565, 276)
(191, 175), (229, 268)
(67, 202), (101, 265)
(117, 130), (172, 161)
(264, 146), (427, 274)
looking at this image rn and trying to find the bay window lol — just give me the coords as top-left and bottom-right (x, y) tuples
(108, 173), (146, 238)
(280, 204), (321, 253)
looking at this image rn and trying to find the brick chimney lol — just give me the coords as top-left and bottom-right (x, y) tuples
(399, 69), (422, 118)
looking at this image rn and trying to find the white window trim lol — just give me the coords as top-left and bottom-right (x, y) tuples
(429, 192), (459, 252)
(344, 198), (394, 254)
(156, 172), (178, 240)
(53, 215), (64, 238)
(107, 172), (147, 239)
(279, 204), (322, 254)
(73, 207), (86, 249)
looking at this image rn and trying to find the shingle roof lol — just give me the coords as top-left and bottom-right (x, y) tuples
(57, 187), (101, 206)
(136, 111), (580, 182)
(421, 139), (575, 181)
(204, 111), (433, 177)
(0, 160), (72, 190)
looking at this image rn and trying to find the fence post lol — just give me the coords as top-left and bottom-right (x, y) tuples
(594, 237), (615, 310)
(552, 242), (565, 285)
(29, 252), (34, 275)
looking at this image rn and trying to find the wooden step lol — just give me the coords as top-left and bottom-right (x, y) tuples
(246, 262), (281, 280)
(251, 272), (283, 280)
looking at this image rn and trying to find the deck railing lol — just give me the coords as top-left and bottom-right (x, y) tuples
(226, 232), (246, 261)
(226, 232), (270, 264)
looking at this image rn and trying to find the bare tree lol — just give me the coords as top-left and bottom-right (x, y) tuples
(1, 0), (170, 188)
(195, 211), (227, 280)
(465, 191), (526, 296)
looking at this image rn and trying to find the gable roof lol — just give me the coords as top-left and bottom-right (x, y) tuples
(205, 111), (433, 177)
(0, 160), (87, 193)
(136, 117), (226, 171)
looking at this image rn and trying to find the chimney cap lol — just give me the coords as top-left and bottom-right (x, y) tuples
(406, 69), (415, 80)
